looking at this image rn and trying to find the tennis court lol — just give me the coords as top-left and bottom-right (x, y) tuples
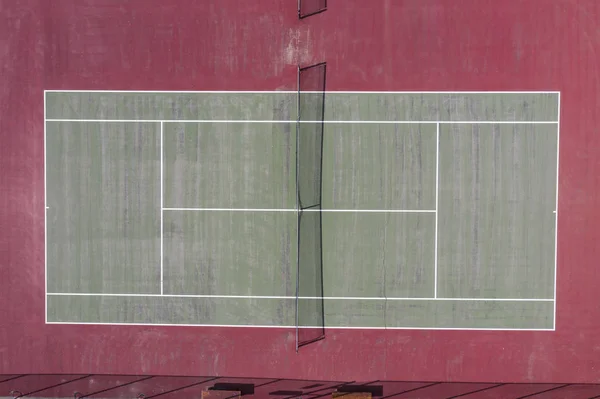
(44, 90), (559, 331)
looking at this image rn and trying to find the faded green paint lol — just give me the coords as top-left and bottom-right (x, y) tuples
(322, 212), (435, 298)
(163, 122), (296, 209)
(45, 92), (559, 329)
(46, 121), (161, 294)
(48, 295), (295, 326)
(324, 299), (553, 329)
(437, 123), (557, 299)
(163, 210), (296, 297)
(48, 295), (551, 329)
(45, 92), (297, 121)
(324, 92), (559, 122)
(322, 123), (436, 210)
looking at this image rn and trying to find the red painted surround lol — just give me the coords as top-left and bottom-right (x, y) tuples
(1, 0), (599, 383)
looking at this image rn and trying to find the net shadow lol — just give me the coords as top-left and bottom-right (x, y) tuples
(296, 210), (325, 348)
(298, 0), (327, 19)
(295, 62), (327, 350)
(297, 62), (326, 212)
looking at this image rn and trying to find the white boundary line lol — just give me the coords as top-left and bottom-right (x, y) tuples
(162, 208), (436, 213)
(294, 64), (300, 352)
(43, 89), (560, 330)
(44, 90), (561, 94)
(554, 92), (561, 329)
(44, 91), (47, 324)
(46, 119), (296, 123)
(434, 123), (439, 298)
(44, 321), (554, 331)
(46, 292), (554, 301)
(45, 119), (560, 124)
(160, 121), (164, 295)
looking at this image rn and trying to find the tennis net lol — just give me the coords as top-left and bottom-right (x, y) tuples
(295, 62), (326, 350)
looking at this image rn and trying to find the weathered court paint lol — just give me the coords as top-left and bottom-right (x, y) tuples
(1, 0), (598, 384)
(44, 92), (557, 330)
(437, 123), (557, 300)
(163, 122), (296, 209)
(46, 122), (161, 294)
(323, 123), (437, 210)
(45, 92), (297, 121)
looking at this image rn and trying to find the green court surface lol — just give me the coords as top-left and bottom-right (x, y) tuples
(45, 91), (559, 330)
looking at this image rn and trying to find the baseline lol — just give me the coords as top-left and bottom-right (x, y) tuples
(44, 90), (561, 94)
(44, 119), (559, 124)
